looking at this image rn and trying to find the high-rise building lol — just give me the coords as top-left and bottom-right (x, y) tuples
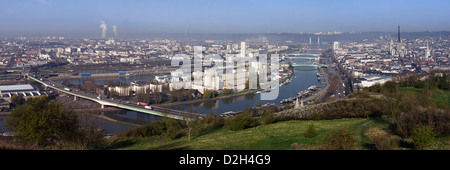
(241, 41), (246, 58)
(333, 41), (340, 50)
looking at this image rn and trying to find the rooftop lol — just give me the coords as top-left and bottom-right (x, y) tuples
(0, 84), (34, 92)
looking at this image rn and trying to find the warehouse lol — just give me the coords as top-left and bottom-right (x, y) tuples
(0, 84), (42, 99)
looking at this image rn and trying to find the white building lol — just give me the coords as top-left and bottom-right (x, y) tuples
(203, 68), (223, 91)
(241, 41), (246, 58)
(0, 84), (41, 99)
(333, 41), (340, 50)
(354, 75), (392, 88)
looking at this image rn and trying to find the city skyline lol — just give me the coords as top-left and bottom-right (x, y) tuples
(0, 0), (449, 37)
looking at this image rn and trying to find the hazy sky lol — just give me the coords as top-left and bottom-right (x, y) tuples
(1, 0), (449, 36)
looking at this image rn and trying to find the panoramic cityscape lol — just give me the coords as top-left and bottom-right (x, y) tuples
(0, 0), (449, 162)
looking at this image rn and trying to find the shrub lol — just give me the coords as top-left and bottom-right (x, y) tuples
(151, 121), (167, 135)
(203, 113), (225, 128)
(263, 105), (279, 114)
(164, 119), (185, 140)
(120, 125), (151, 138)
(261, 113), (277, 125)
(364, 127), (396, 150)
(225, 113), (259, 131)
(203, 90), (216, 99)
(411, 124), (437, 150)
(5, 96), (82, 146)
(222, 88), (232, 95)
(189, 114), (225, 137)
(75, 125), (107, 150)
(119, 119), (186, 140)
(304, 123), (317, 138)
(321, 129), (358, 150)
(10, 94), (25, 108)
(392, 107), (450, 138)
(5, 96), (106, 149)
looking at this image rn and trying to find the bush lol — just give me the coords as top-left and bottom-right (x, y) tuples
(120, 125), (149, 138)
(203, 90), (216, 99)
(5, 96), (106, 149)
(321, 129), (358, 150)
(304, 123), (317, 138)
(411, 124), (437, 150)
(188, 114), (225, 137)
(164, 119), (185, 140)
(392, 107), (450, 138)
(225, 113), (259, 131)
(261, 113), (277, 125)
(119, 119), (185, 140)
(10, 94), (25, 108)
(222, 88), (232, 95)
(75, 125), (106, 150)
(203, 113), (225, 128)
(364, 127), (396, 150)
(263, 105), (279, 115)
(151, 121), (167, 135)
(6, 96), (82, 146)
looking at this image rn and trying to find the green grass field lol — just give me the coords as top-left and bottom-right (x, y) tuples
(399, 87), (450, 107)
(107, 118), (373, 150)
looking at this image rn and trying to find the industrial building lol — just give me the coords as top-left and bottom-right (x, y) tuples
(78, 71), (127, 77)
(0, 84), (42, 99)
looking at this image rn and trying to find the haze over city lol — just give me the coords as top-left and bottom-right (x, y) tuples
(1, 0), (449, 37)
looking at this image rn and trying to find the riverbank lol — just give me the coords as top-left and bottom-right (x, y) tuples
(303, 67), (330, 103)
(153, 67), (295, 108)
(72, 108), (141, 127)
(153, 89), (257, 107)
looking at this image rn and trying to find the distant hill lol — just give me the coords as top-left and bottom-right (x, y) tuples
(3, 31), (449, 44)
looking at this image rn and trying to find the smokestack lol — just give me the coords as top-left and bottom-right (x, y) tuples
(398, 25), (401, 43)
(113, 25), (117, 37)
(317, 37), (320, 49)
(309, 37), (311, 49)
(100, 21), (107, 39)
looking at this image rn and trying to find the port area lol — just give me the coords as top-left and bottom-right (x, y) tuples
(279, 67), (329, 106)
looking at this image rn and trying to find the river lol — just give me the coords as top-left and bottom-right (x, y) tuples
(169, 69), (324, 114)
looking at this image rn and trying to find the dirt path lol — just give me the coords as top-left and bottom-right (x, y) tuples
(353, 120), (374, 141)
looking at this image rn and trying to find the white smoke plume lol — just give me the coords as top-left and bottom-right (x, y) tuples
(113, 25), (117, 37)
(100, 21), (107, 38)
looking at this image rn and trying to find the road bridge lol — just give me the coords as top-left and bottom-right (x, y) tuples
(26, 75), (200, 120)
(291, 64), (328, 67)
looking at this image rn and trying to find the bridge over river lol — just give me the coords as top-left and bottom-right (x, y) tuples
(286, 54), (327, 68)
(26, 74), (200, 120)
